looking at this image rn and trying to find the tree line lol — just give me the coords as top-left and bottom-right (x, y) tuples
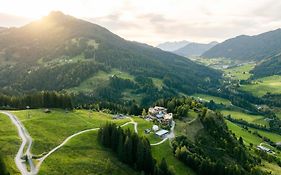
(97, 123), (174, 175)
(0, 91), (72, 109)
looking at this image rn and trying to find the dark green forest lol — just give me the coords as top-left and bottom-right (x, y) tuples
(97, 123), (174, 175)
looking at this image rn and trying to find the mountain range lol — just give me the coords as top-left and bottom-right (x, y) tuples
(202, 28), (281, 61)
(0, 11), (221, 106)
(173, 41), (218, 57)
(156, 40), (190, 52)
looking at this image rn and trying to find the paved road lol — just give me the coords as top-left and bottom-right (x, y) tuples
(0, 111), (36, 175)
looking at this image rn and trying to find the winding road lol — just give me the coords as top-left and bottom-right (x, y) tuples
(1, 112), (171, 175)
(0, 111), (36, 175)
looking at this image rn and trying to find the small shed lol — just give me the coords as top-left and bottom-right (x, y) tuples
(43, 109), (51, 113)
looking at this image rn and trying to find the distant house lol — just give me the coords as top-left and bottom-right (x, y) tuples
(43, 109), (51, 113)
(257, 145), (272, 153)
(113, 114), (125, 119)
(155, 129), (169, 138)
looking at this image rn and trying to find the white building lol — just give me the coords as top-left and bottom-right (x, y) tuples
(155, 129), (169, 138)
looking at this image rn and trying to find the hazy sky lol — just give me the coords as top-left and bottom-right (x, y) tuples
(0, 0), (281, 46)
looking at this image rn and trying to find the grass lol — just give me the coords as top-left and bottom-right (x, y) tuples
(11, 109), (130, 155)
(259, 161), (281, 175)
(151, 141), (196, 175)
(220, 110), (268, 126)
(132, 117), (162, 144)
(226, 121), (262, 146)
(0, 113), (21, 175)
(151, 78), (164, 89)
(38, 131), (139, 175)
(193, 93), (231, 105)
(240, 75), (281, 97)
(175, 118), (203, 142)
(224, 64), (255, 80)
(68, 69), (135, 94)
(250, 128), (281, 143)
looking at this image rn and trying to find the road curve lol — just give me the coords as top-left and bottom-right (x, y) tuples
(0, 111), (36, 175)
(35, 128), (100, 172)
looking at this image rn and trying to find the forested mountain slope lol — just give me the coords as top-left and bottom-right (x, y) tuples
(202, 28), (281, 61)
(0, 11), (221, 105)
(251, 54), (281, 78)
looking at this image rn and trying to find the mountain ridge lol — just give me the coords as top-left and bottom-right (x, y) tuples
(0, 11), (221, 106)
(202, 28), (281, 61)
(173, 41), (218, 57)
(157, 40), (190, 51)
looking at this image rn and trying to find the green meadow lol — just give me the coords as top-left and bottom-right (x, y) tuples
(221, 110), (268, 126)
(224, 64), (255, 80)
(39, 130), (139, 175)
(240, 75), (281, 97)
(192, 93), (231, 105)
(11, 109), (130, 155)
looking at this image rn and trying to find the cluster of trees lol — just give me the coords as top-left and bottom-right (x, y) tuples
(155, 97), (203, 119)
(97, 123), (174, 175)
(0, 154), (9, 175)
(171, 111), (266, 175)
(0, 91), (72, 109)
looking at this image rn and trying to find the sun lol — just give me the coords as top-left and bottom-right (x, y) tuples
(0, 0), (57, 19)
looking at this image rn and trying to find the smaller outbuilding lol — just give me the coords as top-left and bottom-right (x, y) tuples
(113, 114), (125, 119)
(155, 129), (169, 138)
(43, 109), (51, 113)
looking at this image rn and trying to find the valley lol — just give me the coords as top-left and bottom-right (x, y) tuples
(1, 7), (281, 175)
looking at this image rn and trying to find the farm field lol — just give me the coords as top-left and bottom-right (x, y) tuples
(240, 75), (281, 97)
(192, 93), (231, 105)
(221, 110), (268, 126)
(224, 63), (255, 80)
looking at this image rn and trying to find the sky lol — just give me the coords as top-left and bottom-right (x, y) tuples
(0, 0), (281, 46)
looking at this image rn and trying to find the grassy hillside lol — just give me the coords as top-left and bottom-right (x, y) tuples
(39, 131), (139, 175)
(11, 109), (130, 155)
(0, 113), (21, 175)
(224, 64), (255, 80)
(221, 110), (268, 126)
(0, 11), (221, 107)
(240, 75), (281, 97)
(192, 93), (231, 105)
